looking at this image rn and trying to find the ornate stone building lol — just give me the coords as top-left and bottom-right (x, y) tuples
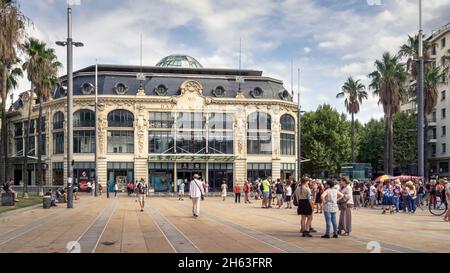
(5, 55), (298, 192)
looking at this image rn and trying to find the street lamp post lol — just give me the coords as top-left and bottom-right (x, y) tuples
(56, 7), (84, 208)
(297, 68), (302, 181)
(417, 0), (425, 181)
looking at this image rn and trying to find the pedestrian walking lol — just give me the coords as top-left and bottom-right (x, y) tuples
(315, 180), (324, 213)
(189, 174), (205, 217)
(178, 180), (185, 200)
(261, 177), (271, 208)
(285, 181), (293, 209)
(114, 182), (118, 198)
(275, 179), (284, 209)
(243, 180), (252, 204)
(444, 181), (450, 222)
(405, 181), (417, 213)
(294, 178), (314, 237)
(321, 180), (344, 238)
(221, 181), (228, 201)
(352, 180), (360, 209)
(234, 182), (241, 203)
(136, 179), (146, 212)
(338, 176), (353, 236)
(381, 180), (395, 214)
(369, 181), (377, 208)
(393, 180), (401, 213)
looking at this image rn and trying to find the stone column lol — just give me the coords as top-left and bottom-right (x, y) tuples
(134, 103), (149, 184)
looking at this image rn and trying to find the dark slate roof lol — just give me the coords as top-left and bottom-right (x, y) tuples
(49, 64), (292, 102)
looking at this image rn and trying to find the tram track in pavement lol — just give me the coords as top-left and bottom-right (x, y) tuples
(0, 197), (102, 247)
(167, 199), (307, 253)
(206, 198), (428, 253)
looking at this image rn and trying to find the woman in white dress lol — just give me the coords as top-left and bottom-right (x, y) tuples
(221, 181), (228, 201)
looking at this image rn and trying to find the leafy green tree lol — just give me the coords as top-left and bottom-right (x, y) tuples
(301, 104), (351, 178)
(393, 112), (418, 173)
(358, 118), (385, 175)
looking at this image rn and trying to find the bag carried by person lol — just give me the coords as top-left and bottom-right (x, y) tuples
(194, 180), (205, 200)
(337, 195), (349, 210)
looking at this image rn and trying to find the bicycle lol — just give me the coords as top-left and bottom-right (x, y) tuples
(428, 195), (448, 216)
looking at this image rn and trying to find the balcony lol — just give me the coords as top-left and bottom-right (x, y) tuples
(428, 134), (437, 143)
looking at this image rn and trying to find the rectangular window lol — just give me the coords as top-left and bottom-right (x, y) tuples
(208, 113), (233, 130)
(443, 126), (447, 137)
(176, 131), (206, 154)
(53, 132), (64, 154)
(432, 128), (437, 139)
(432, 144), (436, 157)
(74, 130), (95, 153)
(107, 131), (134, 153)
(442, 90), (446, 101)
(442, 143), (447, 154)
(28, 136), (35, 156)
(442, 108), (446, 119)
(432, 45), (437, 55)
(148, 131), (174, 154)
(439, 162), (449, 173)
(15, 137), (23, 156)
(149, 112), (174, 129)
(14, 123), (23, 136)
(281, 133), (295, 155)
(247, 132), (272, 155)
(442, 37), (446, 48)
(432, 112), (437, 122)
(208, 131), (233, 154)
(176, 112), (206, 129)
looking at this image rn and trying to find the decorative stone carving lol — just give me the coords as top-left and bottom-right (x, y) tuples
(137, 86), (146, 96)
(180, 80), (203, 96)
(236, 90), (245, 99)
(136, 114), (148, 156)
(97, 116), (107, 156)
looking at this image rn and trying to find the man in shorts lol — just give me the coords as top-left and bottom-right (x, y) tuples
(136, 178), (146, 212)
(261, 177), (271, 208)
(178, 180), (185, 201)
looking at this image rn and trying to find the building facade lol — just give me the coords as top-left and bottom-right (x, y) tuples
(427, 23), (450, 178)
(5, 55), (299, 192)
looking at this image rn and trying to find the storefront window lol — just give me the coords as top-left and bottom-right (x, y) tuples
(73, 162), (95, 192)
(176, 131), (206, 154)
(149, 112), (174, 128)
(247, 163), (272, 182)
(208, 163), (233, 192)
(281, 114), (295, 156)
(107, 162), (134, 192)
(149, 162), (174, 192)
(208, 131), (233, 154)
(52, 162), (64, 185)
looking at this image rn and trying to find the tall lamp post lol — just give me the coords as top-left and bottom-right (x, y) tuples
(297, 68), (302, 181)
(56, 7), (84, 208)
(417, 0), (425, 180)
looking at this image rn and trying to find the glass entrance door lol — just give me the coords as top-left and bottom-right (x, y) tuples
(177, 171), (204, 183)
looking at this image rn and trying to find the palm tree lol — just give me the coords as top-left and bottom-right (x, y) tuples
(368, 52), (409, 175)
(22, 38), (47, 197)
(336, 77), (367, 163)
(398, 34), (431, 77)
(0, 0), (27, 184)
(35, 47), (60, 195)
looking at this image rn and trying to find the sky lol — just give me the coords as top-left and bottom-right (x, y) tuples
(9, 0), (450, 124)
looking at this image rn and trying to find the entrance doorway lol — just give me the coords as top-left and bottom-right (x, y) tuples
(177, 171), (204, 183)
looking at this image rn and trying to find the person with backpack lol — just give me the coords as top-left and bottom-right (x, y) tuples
(136, 178), (146, 212)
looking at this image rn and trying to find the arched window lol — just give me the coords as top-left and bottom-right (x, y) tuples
(107, 110), (134, 153)
(108, 109), (134, 128)
(281, 114), (295, 131)
(280, 114), (295, 155)
(74, 109), (95, 127)
(247, 112), (272, 155)
(53, 111), (64, 130)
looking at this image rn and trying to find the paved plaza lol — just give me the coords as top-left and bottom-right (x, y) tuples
(0, 194), (448, 253)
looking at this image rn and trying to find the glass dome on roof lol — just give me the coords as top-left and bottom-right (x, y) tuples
(155, 54), (203, 68)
